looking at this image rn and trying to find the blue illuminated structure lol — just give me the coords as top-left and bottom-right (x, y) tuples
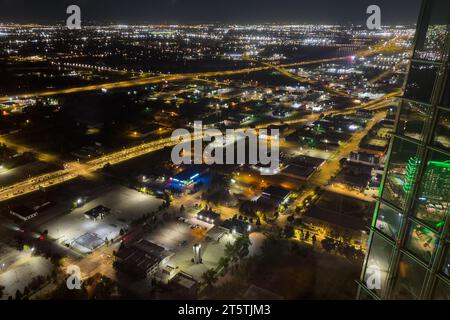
(170, 167), (207, 189)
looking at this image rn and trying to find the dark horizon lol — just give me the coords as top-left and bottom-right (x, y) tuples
(0, 0), (422, 25)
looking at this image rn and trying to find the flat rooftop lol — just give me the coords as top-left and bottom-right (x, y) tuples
(10, 205), (36, 216)
(173, 165), (208, 182)
(261, 185), (291, 201)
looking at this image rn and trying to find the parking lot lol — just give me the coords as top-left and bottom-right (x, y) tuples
(145, 220), (202, 251)
(144, 218), (237, 281)
(41, 185), (163, 253)
(0, 254), (53, 300)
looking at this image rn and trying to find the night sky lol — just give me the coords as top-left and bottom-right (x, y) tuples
(0, 0), (422, 25)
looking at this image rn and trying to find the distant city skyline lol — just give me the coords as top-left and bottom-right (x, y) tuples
(0, 0), (422, 25)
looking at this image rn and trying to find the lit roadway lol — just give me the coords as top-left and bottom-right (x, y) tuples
(0, 36), (404, 103)
(260, 61), (352, 98)
(0, 57), (349, 102)
(281, 111), (388, 226)
(0, 135), (58, 163)
(0, 90), (399, 203)
(256, 89), (401, 128)
(258, 36), (406, 100)
(369, 61), (404, 84)
(0, 134), (185, 202)
(0, 41), (403, 202)
(309, 111), (387, 187)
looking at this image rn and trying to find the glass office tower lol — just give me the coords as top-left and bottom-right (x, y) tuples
(357, 0), (450, 300)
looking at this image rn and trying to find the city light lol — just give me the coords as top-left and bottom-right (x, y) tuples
(0, 0), (447, 305)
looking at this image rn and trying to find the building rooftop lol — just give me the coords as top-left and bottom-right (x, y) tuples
(221, 219), (251, 234)
(304, 192), (372, 231)
(84, 205), (110, 219)
(172, 165), (208, 184)
(281, 164), (316, 180)
(197, 209), (220, 223)
(261, 185), (291, 201)
(133, 239), (166, 256)
(116, 246), (161, 274)
(289, 155), (326, 168)
(10, 205), (36, 216)
(115, 240), (168, 277)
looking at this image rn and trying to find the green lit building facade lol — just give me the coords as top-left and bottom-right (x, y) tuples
(357, 0), (450, 300)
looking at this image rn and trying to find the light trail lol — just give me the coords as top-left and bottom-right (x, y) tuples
(0, 57), (350, 102)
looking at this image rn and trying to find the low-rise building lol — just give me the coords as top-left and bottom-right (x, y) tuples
(356, 109), (374, 119)
(115, 240), (173, 279)
(10, 205), (38, 221)
(261, 185), (292, 205)
(349, 151), (382, 166)
(221, 219), (252, 235)
(196, 210), (220, 225)
(170, 166), (209, 190)
(170, 271), (199, 297)
(84, 205), (111, 221)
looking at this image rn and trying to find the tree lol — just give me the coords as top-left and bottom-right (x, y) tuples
(15, 289), (22, 300)
(217, 257), (230, 271)
(224, 242), (235, 259)
(51, 253), (62, 267)
(284, 225), (295, 239)
(343, 245), (357, 260)
(93, 276), (116, 299)
(201, 269), (218, 288)
(235, 235), (252, 257)
(321, 238), (336, 253)
(239, 201), (258, 217)
(290, 243), (308, 257)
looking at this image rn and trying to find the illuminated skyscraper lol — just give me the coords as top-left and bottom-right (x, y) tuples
(358, 0), (450, 300)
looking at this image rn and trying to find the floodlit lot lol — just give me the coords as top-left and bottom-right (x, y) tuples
(0, 254), (53, 299)
(144, 219), (237, 281)
(170, 231), (236, 281)
(41, 185), (163, 253)
(145, 220), (202, 251)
